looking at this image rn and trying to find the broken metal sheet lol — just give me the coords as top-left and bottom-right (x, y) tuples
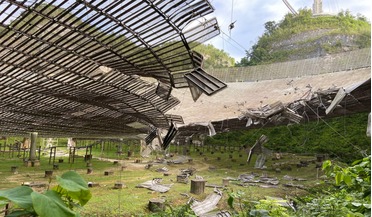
(168, 155), (191, 164)
(283, 175), (307, 181)
(259, 177), (280, 185)
(254, 154), (267, 169)
(180, 167), (197, 176)
(283, 108), (303, 123)
(187, 78), (204, 102)
(238, 173), (279, 186)
(201, 210), (231, 217)
(165, 114), (184, 125)
(156, 82), (172, 101)
(141, 146), (153, 158)
(247, 135), (269, 164)
(282, 183), (306, 189)
(325, 88), (346, 115)
(207, 122), (217, 136)
(242, 101), (291, 126)
(326, 79), (371, 115)
(246, 117), (253, 127)
(145, 128), (158, 145)
(190, 189), (223, 216)
(136, 179), (173, 193)
(259, 184), (278, 188)
(185, 68), (227, 97)
(162, 122), (178, 150)
(238, 174), (256, 182)
(155, 167), (169, 173)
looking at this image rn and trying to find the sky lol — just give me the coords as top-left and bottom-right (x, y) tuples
(203, 0), (372, 61)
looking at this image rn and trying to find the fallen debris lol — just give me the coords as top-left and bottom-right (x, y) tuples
(283, 175), (307, 181)
(237, 173), (279, 187)
(177, 174), (189, 184)
(247, 135), (272, 169)
(87, 182), (100, 188)
(205, 184), (225, 189)
(180, 167), (196, 176)
(136, 179), (173, 193)
(22, 182), (47, 188)
(190, 189), (223, 216)
(201, 210), (231, 217)
(282, 183), (306, 189)
(259, 184), (278, 189)
(155, 167), (169, 173)
(169, 155), (191, 164)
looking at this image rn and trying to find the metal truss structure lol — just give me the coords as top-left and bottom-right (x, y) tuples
(0, 0), (226, 137)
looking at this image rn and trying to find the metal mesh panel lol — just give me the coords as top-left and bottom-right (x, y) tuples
(0, 0), (222, 137)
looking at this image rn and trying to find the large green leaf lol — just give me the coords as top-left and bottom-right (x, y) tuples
(31, 191), (76, 217)
(0, 186), (33, 209)
(343, 174), (352, 186)
(0, 200), (8, 206)
(335, 172), (342, 185)
(56, 171), (89, 192)
(5, 210), (35, 217)
(55, 171), (91, 206)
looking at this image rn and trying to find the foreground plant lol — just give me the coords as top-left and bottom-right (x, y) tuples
(297, 156), (371, 217)
(0, 171), (91, 217)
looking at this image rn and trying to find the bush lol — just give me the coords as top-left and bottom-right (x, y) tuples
(0, 171), (91, 217)
(297, 156), (371, 216)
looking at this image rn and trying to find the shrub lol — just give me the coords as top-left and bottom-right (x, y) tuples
(0, 171), (91, 217)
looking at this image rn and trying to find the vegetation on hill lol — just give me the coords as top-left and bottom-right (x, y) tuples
(236, 9), (371, 66)
(193, 44), (235, 69)
(205, 112), (370, 163)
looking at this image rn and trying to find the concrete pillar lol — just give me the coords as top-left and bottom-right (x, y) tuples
(29, 132), (38, 161)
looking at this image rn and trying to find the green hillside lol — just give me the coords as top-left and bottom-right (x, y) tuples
(193, 44), (235, 69)
(237, 9), (371, 66)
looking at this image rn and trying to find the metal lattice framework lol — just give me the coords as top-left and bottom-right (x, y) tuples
(0, 0), (226, 137)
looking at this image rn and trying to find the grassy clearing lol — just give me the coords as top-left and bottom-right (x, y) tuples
(0, 146), (327, 216)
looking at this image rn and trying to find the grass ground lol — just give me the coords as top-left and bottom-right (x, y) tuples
(0, 145), (328, 216)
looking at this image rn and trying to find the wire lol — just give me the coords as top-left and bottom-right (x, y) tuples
(220, 30), (247, 52)
(218, 34), (244, 54)
(303, 101), (364, 154)
(229, 0), (234, 37)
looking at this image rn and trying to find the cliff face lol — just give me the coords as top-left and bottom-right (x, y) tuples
(271, 29), (362, 61)
(243, 10), (371, 65)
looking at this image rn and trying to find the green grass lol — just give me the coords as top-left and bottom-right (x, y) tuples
(0, 146), (328, 216)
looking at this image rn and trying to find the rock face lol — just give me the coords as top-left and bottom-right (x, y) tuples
(271, 29), (360, 61)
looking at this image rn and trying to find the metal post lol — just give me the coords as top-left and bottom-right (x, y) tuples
(49, 147), (53, 165)
(38, 146), (41, 160)
(53, 147), (56, 165)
